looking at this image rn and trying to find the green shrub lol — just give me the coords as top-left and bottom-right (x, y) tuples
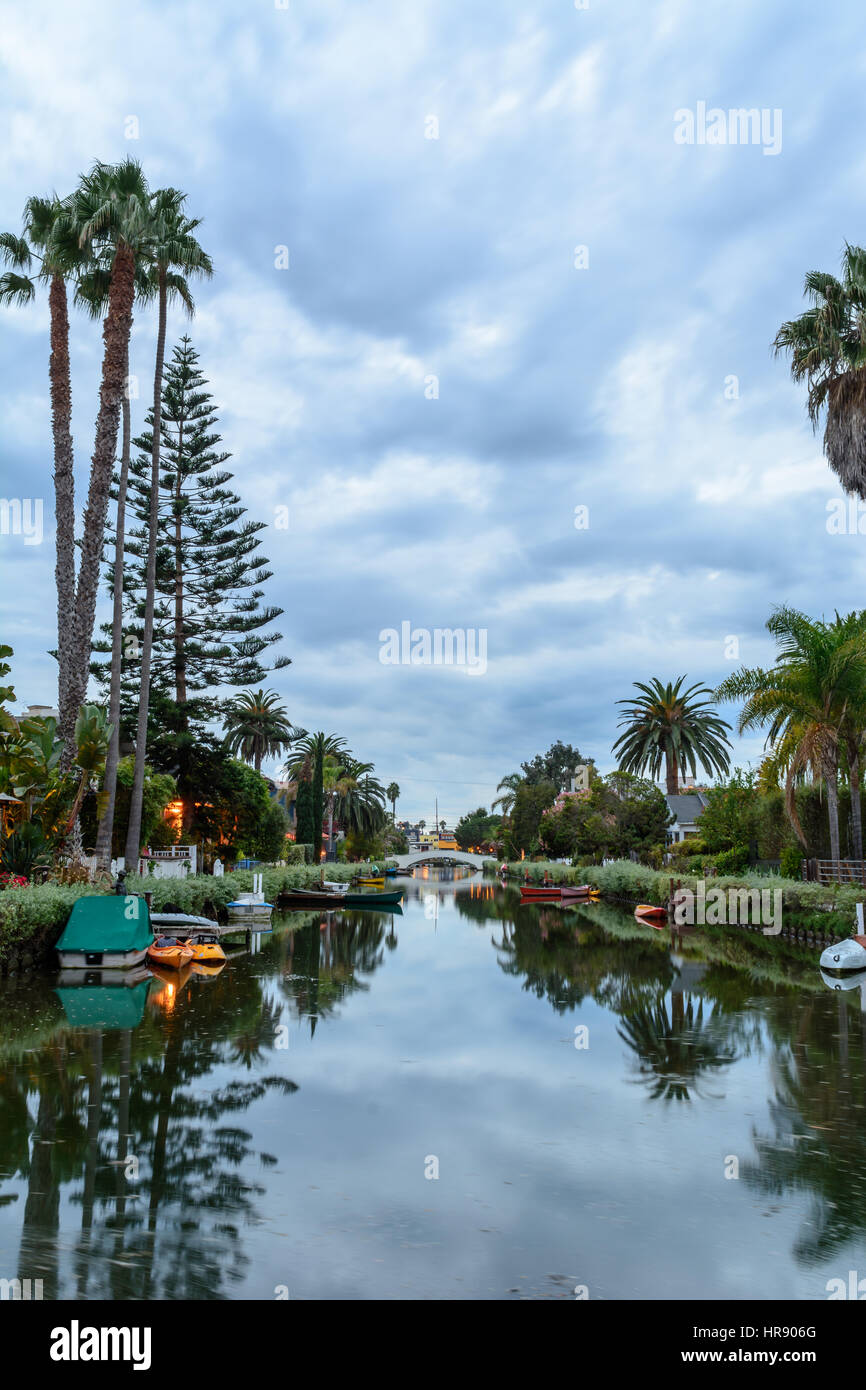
(714, 844), (750, 874)
(779, 845), (803, 880)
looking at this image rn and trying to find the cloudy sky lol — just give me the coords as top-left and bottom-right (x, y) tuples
(1, 0), (863, 823)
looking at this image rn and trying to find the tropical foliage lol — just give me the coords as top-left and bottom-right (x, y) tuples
(612, 677), (732, 795)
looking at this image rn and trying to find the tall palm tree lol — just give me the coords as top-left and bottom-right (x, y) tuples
(125, 190), (212, 867)
(716, 608), (866, 861)
(386, 782), (400, 821)
(66, 159), (153, 762)
(223, 689), (294, 774)
(612, 678), (732, 795)
(75, 257), (156, 868)
(0, 195), (88, 759)
(774, 244), (866, 499)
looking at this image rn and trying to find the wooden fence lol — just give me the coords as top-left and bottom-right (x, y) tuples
(804, 859), (866, 885)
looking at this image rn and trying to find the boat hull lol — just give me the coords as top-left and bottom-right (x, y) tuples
(58, 947), (148, 971)
(147, 944), (194, 969)
(343, 890), (403, 907)
(820, 935), (866, 971)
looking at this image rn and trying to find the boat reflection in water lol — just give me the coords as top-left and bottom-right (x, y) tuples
(7, 880), (866, 1299)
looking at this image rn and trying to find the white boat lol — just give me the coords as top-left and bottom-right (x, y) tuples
(56, 896), (152, 971)
(820, 936), (866, 971)
(227, 874), (274, 925)
(819, 903), (866, 971)
(226, 895), (274, 924)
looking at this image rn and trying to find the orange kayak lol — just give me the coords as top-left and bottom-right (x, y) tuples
(183, 934), (226, 964)
(148, 936), (195, 969)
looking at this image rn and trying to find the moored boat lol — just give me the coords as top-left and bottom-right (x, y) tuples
(343, 888), (403, 908)
(520, 885), (562, 898)
(226, 893), (274, 925)
(147, 936), (195, 969)
(183, 932), (226, 964)
(820, 934), (866, 972)
(280, 887), (351, 908)
(56, 895), (152, 971)
(635, 903), (668, 923)
(355, 876), (385, 887)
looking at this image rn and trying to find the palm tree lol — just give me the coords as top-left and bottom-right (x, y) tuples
(125, 189), (212, 867)
(66, 159), (153, 761)
(774, 245), (866, 498)
(612, 677), (732, 795)
(334, 758), (387, 836)
(0, 195), (88, 760)
(716, 608), (866, 862)
(223, 689), (294, 774)
(492, 773), (522, 816)
(386, 782), (400, 821)
(284, 733), (347, 861)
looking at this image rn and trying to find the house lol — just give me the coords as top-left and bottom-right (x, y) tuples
(665, 791), (709, 844)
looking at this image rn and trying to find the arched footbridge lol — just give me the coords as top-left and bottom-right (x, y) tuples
(391, 849), (488, 871)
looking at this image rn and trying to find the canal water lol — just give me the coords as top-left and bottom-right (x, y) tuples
(1, 867), (865, 1301)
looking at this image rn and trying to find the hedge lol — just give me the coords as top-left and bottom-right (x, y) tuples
(0, 862), (384, 970)
(487, 858), (863, 938)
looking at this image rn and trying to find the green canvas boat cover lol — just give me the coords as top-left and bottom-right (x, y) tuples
(56, 895), (152, 953)
(55, 980), (150, 1030)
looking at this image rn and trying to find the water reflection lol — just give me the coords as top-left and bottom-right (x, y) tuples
(2, 876), (866, 1298)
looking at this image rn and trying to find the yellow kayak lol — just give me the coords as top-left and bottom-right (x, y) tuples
(356, 876), (385, 887)
(183, 934), (226, 964)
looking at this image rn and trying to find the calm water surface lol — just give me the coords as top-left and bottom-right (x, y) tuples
(1, 868), (864, 1300)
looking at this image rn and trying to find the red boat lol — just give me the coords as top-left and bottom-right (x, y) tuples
(634, 903), (668, 920)
(520, 884), (562, 898)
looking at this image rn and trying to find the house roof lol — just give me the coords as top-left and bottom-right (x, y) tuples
(665, 794), (707, 824)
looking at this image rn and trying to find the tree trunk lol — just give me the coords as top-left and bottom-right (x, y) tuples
(665, 751), (679, 796)
(173, 419), (187, 712)
(825, 750), (841, 863)
(66, 242), (136, 757)
(48, 273), (76, 764)
(95, 379), (131, 869)
(124, 268), (167, 867)
(850, 740), (864, 862)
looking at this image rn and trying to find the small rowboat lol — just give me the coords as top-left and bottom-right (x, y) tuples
(635, 903), (668, 922)
(560, 885), (601, 900)
(355, 876), (385, 887)
(147, 937), (195, 969)
(343, 889), (403, 908)
(520, 884), (562, 898)
(280, 887), (349, 908)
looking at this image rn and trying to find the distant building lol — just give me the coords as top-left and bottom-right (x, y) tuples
(665, 792), (709, 843)
(21, 703), (58, 720)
